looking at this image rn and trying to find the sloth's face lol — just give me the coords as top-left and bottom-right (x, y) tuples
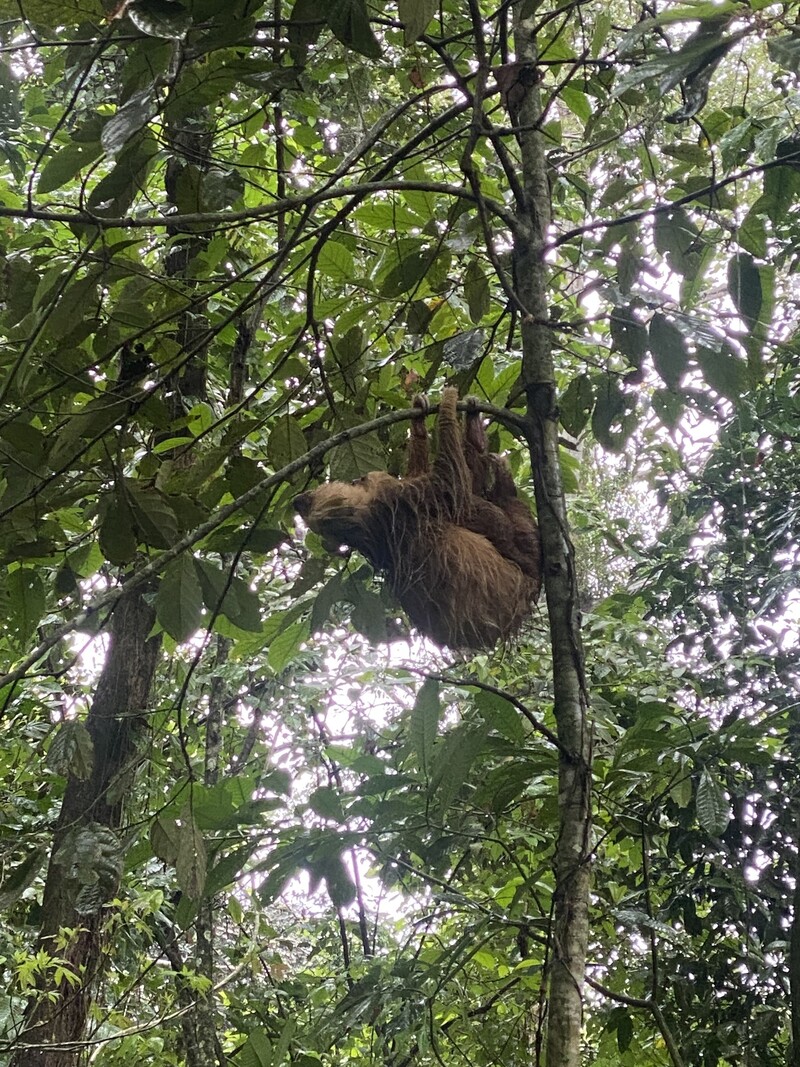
(294, 472), (396, 544)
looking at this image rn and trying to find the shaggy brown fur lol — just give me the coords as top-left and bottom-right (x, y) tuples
(294, 388), (542, 649)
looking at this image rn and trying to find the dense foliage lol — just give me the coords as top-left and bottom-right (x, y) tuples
(0, 0), (799, 1065)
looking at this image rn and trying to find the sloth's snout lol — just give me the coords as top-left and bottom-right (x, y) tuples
(294, 492), (312, 518)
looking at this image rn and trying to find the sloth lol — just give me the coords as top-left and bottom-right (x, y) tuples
(294, 388), (541, 649)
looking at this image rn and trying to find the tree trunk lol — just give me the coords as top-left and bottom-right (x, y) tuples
(512, 5), (593, 1065)
(12, 589), (160, 1067)
(192, 638), (230, 1067)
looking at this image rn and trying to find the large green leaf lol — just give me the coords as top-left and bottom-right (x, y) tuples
(429, 723), (488, 812)
(101, 87), (159, 154)
(591, 375), (637, 451)
(288, 0), (327, 64)
(38, 140), (104, 195)
(176, 809), (207, 899)
(380, 248), (435, 297)
(696, 769), (730, 836)
(7, 568), (45, 643)
(47, 721), (94, 781)
(156, 553), (204, 642)
(399, 0), (437, 43)
(649, 313), (688, 389)
(409, 678), (440, 776)
(727, 252), (762, 332)
(560, 373), (594, 437)
(326, 0), (381, 58)
(474, 688), (526, 743)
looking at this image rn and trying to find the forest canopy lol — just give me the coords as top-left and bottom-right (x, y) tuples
(0, 1), (799, 1066)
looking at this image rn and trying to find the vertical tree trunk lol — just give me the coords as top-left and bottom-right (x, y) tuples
(192, 638), (230, 1067)
(512, 5), (592, 1065)
(12, 590), (160, 1067)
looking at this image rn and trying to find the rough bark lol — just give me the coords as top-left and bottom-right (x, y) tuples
(12, 590), (160, 1067)
(512, 5), (593, 1065)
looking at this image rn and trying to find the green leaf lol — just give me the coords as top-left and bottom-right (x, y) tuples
(200, 166), (245, 210)
(409, 678), (440, 776)
(465, 259), (490, 323)
(768, 33), (800, 74)
(310, 573), (344, 632)
(205, 846), (254, 897)
(610, 306), (648, 367)
(38, 140), (104, 195)
(591, 12), (612, 56)
(727, 252), (762, 332)
(127, 485), (180, 548)
(616, 1011), (634, 1053)
(591, 375), (636, 451)
(696, 769), (729, 836)
(0, 849), (46, 910)
(736, 209), (767, 258)
(186, 778), (262, 831)
(348, 584), (389, 643)
(102, 87), (158, 154)
(194, 559), (262, 633)
(561, 86), (591, 124)
(560, 373), (594, 437)
(268, 620), (307, 671)
(288, 0), (326, 64)
(240, 1028), (273, 1067)
(654, 207), (702, 275)
(176, 810), (207, 899)
(151, 815), (181, 864)
(56, 824), (123, 915)
(380, 248), (434, 297)
(399, 0), (437, 43)
(429, 724), (487, 812)
(475, 762), (536, 814)
(443, 328), (483, 368)
(7, 568), (45, 642)
(87, 130), (160, 215)
(127, 0), (192, 38)
(99, 495), (138, 565)
(695, 346), (746, 401)
(615, 30), (732, 101)
(652, 388), (684, 429)
(474, 689), (526, 743)
(317, 849), (356, 907)
(156, 554), (204, 642)
(202, 524), (285, 556)
(328, 435), (387, 482)
(267, 414), (307, 469)
(47, 721), (95, 780)
(326, 0), (381, 58)
(670, 774), (693, 808)
(649, 313), (689, 389)
(272, 1018), (297, 1065)
(309, 786), (345, 822)
(317, 240), (355, 281)
(755, 164), (800, 226)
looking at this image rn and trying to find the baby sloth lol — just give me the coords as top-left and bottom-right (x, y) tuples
(294, 388), (542, 649)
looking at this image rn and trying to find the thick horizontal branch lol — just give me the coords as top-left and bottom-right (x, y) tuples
(0, 179), (517, 233)
(0, 400), (522, 692)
